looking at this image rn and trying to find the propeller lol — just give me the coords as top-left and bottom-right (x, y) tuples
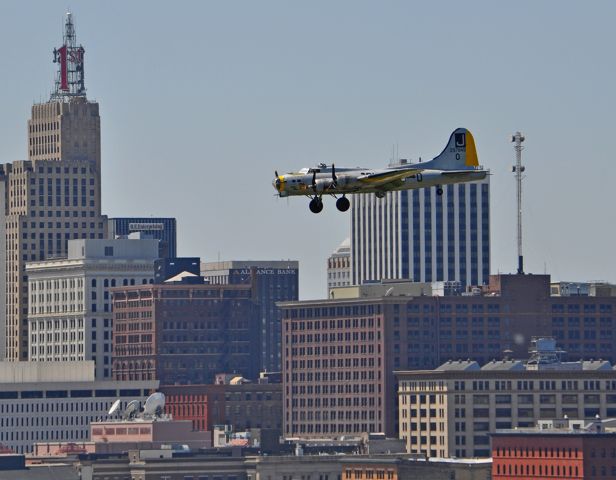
(332, 164), (337, 188)
(311, 170), (317, 194)
(274, 171), (281, 190)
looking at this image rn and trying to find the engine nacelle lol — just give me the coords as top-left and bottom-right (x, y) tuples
(314, 179), (334, 193)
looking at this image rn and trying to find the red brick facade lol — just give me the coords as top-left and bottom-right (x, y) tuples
(111, 283), (259, 384)
(492, 432), (616, 479)
(160, 383), (282, 432)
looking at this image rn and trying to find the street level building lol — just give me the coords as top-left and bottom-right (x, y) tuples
(202, 260), (299, 373)
(351, 175), (489, 288)
(280, 274), (616, 440)
(0, 14), (107, 360)
(111, 282), (259, 384)
(26, 238), (158, 378)
(108, 217), (177, 258)
(396, 340), (616, 459)
(491, 419), (616, 479)
(0, 360), (157, 454)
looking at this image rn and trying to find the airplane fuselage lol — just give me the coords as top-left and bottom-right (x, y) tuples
(274, 166), (487, 197)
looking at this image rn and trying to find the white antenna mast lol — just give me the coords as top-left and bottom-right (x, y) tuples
(511, 131), (526, 274)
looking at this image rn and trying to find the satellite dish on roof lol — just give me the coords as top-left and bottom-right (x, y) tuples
(144, 392), (165, 417)
(108, 399), (121, 416)
(123, 400), (141, 420)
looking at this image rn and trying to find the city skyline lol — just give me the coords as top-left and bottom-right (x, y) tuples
(0, 2), (614, 299)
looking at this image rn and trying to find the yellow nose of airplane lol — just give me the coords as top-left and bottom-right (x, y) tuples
(273, 175), (285, 192)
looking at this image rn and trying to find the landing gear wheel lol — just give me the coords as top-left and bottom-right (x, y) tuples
(436, 187), (444, 196)
(309, 198), (323, 214)
(336, 196), (350, 212)
(375, 191), (386, 199)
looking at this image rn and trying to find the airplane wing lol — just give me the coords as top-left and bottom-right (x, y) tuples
(357, 168), (423, 187)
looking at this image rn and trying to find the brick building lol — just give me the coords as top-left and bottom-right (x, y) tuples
(341, 456), (491, 480)
(111, 282), (259, 384)
(279, 274), (616, 439)
(160, 382), (282, 432)
(396, 340), (616, 458)
(202, 260), (299, 373)
(491, 419), (616, 479)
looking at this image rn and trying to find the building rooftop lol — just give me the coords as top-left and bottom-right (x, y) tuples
(479, 359), (525, 371)
(436, 360), (480, 372)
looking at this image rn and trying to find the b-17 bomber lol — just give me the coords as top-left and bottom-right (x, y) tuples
(273, 128), (487, 213)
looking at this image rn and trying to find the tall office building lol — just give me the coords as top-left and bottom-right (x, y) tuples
(0, 13), (107, 360)
(351, 175), (490, 287)
(111, 281), (259, 384)
(201, 260), (299, 373)
(26, 238), (159, 378)
(108, 218), (177, 258)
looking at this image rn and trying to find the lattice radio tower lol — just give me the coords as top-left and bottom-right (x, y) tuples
(51, 12), (86, 100)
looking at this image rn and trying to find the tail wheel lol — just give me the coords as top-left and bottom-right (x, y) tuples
(336, 196), (350, 212)
(309, 198), (323, 214)
(436, 187), (444, 196)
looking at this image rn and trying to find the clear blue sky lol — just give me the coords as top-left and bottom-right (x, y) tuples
(1, 1), (614, 299)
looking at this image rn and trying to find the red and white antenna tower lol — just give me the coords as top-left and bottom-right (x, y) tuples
(51, 11), (86, 100)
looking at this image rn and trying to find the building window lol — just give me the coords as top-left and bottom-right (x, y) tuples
(104, 246), (113, 256)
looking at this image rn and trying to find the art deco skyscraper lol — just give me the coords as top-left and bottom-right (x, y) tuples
(0, 13), (107, 360)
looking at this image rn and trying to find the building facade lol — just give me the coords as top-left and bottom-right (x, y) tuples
(351, 176), (489, 288)
(202, 260), (299, 373)
(279, 274), (616, 440)
(491, 420), (616, 479)
(26, 238), (158, 378)
(342, 456), (491, 480)
(396, 354), (616, 458)
(0, 14), (107, 360)
(327, 238), (351, 292)
(161, 382), (282, 432)
(111, 282), (259, 384)
(108, 217), (177, 258)
(0, 361), (157, 454)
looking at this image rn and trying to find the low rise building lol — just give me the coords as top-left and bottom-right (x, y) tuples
(396, 339), (616, 458)
(491, 418), (616, 479)
(0, 361), (157, 454)
(90, 418), (211, 453)
(160, 380), (282, 432)
(341, 456), (491, 480)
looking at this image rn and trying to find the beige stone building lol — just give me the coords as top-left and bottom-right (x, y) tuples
(396, 339), (616, 459)
(0, 17), (107, 360)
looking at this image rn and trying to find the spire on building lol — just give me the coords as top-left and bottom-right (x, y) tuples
(51, 11), (86, 100)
